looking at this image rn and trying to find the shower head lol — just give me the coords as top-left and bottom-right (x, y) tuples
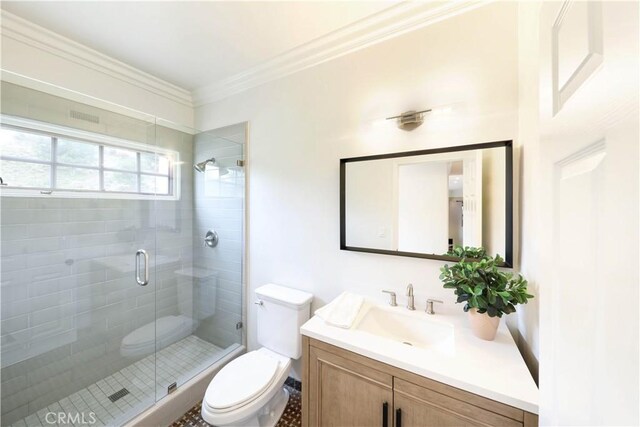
(194, 157), (216, 172)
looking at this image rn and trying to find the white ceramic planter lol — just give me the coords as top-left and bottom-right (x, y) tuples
(468, 308), (500, 341)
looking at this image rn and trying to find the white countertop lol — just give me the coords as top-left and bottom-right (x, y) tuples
(300, 299), (539, 414)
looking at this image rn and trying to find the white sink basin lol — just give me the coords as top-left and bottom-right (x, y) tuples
(354, 306), (454, 350)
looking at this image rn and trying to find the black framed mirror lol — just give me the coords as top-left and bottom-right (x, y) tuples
(340, 140), (513, 266)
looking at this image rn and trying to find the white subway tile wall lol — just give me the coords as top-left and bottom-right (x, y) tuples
(192, 131), (245, 349)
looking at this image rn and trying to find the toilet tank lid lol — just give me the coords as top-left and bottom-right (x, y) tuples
(255, 284), (313, 308)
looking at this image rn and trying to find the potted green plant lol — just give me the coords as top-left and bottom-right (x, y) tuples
(439, 246), (534, 341)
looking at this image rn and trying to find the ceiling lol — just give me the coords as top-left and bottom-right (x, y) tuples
(1, 1), (399, 91)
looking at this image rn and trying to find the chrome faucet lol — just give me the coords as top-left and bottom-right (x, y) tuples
(381, 290), (397, 306)
(406, 284), (415, 311)
(426, 299), (443, 315)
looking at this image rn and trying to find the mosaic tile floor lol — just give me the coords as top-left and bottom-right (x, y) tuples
(170, 382), (302, 427)
(11, 335), (230, 427)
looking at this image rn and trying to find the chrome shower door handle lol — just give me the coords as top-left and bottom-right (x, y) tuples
(135, 249), (149, 286)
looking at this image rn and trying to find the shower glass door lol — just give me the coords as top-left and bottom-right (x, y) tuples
(152, 124), (246, 402)
(0, 79), (246, 427)
(0, 81), (159, 426)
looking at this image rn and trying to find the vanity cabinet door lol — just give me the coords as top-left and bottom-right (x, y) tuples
(307, 345), (393, 427)
(393, 378), (522, 427)
(394, 392), (483, 427)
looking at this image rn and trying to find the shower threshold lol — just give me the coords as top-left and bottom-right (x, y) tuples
(11, 335), (230, 427)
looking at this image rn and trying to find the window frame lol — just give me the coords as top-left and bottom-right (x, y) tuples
(0, 115), (180, 200)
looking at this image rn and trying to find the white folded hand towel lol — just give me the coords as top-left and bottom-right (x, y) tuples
(315, 292), (364, 329)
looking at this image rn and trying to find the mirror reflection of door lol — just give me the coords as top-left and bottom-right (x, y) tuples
(396, 161), (449, 253)
(394, 152), (483, 254)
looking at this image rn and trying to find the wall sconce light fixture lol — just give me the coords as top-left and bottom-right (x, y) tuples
(386, 109), (431, 130)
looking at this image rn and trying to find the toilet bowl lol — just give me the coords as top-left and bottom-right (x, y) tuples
(201, 284), (313, 427)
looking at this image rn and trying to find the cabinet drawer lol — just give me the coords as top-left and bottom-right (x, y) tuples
(394, 372), (524, 422)
(394, 378), (522, 427)
(311, 346), (393, 387)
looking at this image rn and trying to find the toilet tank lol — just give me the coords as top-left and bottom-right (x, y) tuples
(255, 284), (313, 359)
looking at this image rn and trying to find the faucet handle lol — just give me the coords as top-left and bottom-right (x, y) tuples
(426, 299), (443, 315)
(381, 290), (397, 306)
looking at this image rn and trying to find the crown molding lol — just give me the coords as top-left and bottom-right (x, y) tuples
(192, 0), (490, 106)
(1, 2), (490, 110)
(0, 10), (194, 108)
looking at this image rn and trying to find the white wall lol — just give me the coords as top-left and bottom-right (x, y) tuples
(196, 3), (524, 378)
(513, 1), (542, 385)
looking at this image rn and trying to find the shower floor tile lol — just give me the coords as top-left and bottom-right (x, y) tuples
(12, 335), (226, 427)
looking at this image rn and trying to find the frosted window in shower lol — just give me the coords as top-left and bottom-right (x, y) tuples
(57, 166), (100, 190)
(0, 127), (51, 160)
(57, 138), (99, 166)
(104, 146), (137, 170)
(141, 174), (169, 194)
(104, 171), (138, 192)
(0, 159), (50, 187)
(140, 151), (170, 174)
(0, 120), (177, 198)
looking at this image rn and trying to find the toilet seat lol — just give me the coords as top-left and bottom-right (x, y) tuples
(202, 348), (291, 426)
(205, 350), (280, 410)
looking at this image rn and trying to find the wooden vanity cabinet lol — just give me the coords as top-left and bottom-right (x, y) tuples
(305, 344), (393, 427)
(302, 337), (538, 427)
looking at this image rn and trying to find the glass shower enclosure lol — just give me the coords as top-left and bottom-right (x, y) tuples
(0, 80), (245, 426)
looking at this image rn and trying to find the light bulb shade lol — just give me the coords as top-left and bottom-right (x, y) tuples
(386, 109), (432, 130)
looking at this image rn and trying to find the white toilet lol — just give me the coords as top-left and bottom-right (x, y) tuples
(201, 284), (313, 427)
